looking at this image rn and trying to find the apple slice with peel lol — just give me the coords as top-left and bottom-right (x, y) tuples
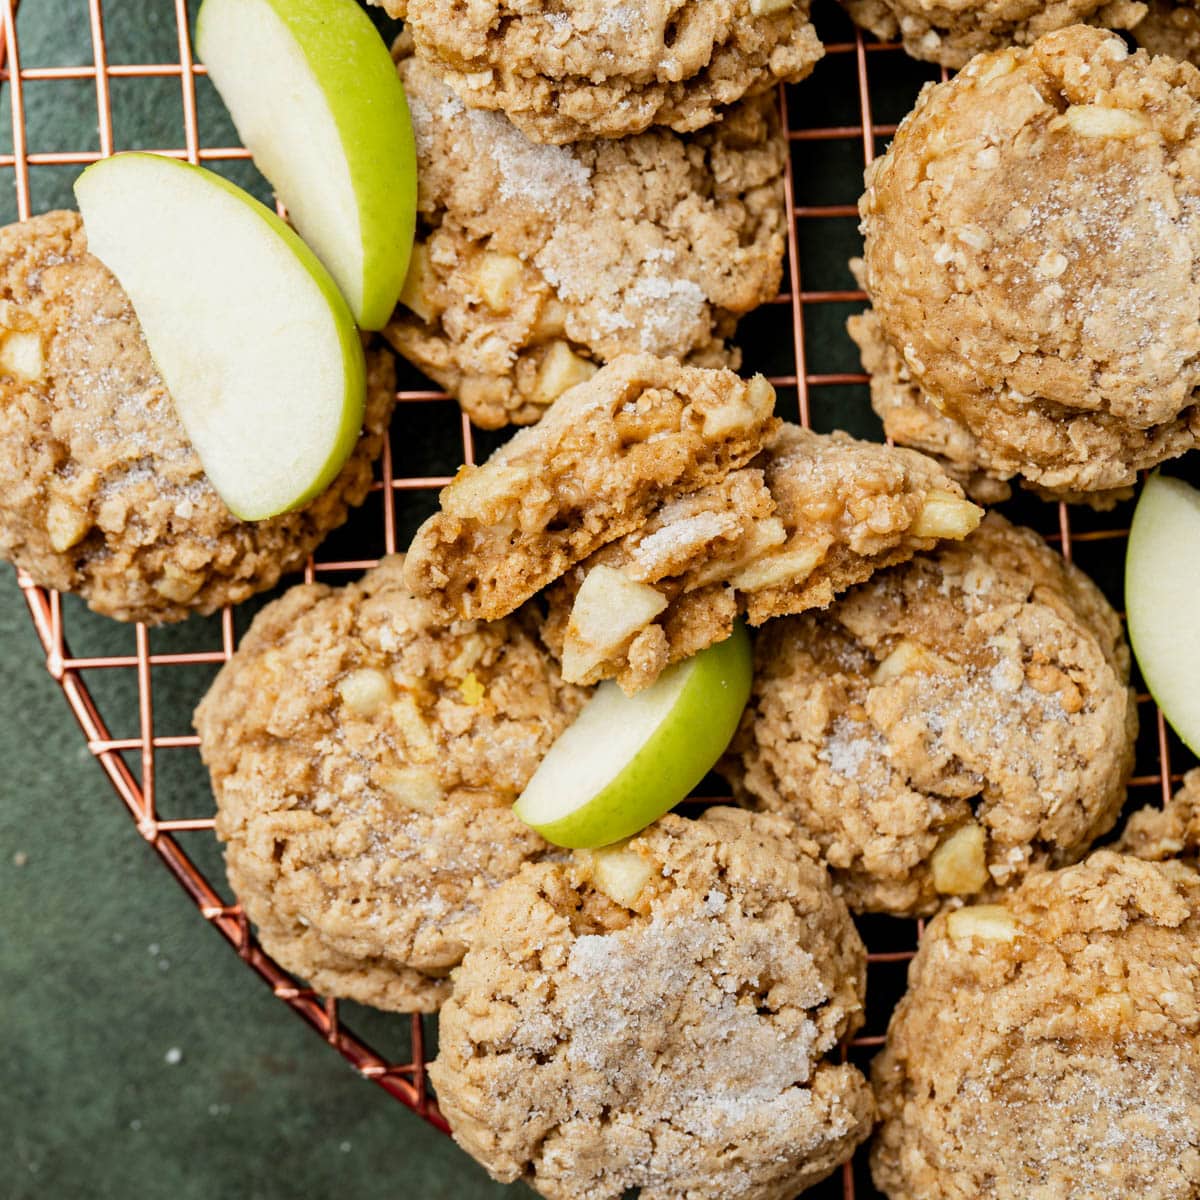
(75, 152), (366, 521)
(515, 624), (753, 849)
(1126, 471), (1200, 755)
(196, 0), (417, 330)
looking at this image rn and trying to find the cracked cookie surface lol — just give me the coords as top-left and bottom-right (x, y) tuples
(0, 210), (396, 624)
(194, 557), (586, 1012)
(388, 52), (787, 430)
(542, 425), (981, 693)
(404, 354), (778, 622)
(374, 0), (822, 144)
(430, 807), (874, 1200)
(727, 514), (1137, 914)
(857, 28), (1200, 498)
(872, 852), (1200, 1199)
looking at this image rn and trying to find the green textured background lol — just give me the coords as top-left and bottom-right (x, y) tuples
(2, 3), (1195, 1199)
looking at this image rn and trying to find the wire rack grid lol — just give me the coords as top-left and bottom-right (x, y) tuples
(6, 2), (1196, 1196)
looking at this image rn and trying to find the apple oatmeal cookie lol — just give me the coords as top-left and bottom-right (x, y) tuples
(404, 354), (778, 622)
(372, 0), (823, 145)
(854, 27), (1200, 499)
(541, 425), (982, 693)
(727, 515), (1137, 914)
(388, 51), (787, 430)
(841, 0), (1146, 67)
(1135, 1), (1200, 62)
(0, 210), (396, 624)
(194, 557), (586, 1012)
(872, 852), (1200, 1199)
(430, 808), (874, 1200)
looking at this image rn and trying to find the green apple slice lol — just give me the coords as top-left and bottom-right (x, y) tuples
(75, 152), (366, 521)
(515, 624), (753, 849)
(196, 0), (417, 330)
(1126, 471), (1200, 755)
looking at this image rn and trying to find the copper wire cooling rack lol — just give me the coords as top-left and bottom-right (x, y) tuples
(8, 2), (1197, 1195)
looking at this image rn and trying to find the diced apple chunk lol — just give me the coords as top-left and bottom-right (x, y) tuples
(750, 0), (793, 11)
(562, 564), (668, 681)
(586, 842), (654, 908)
(931, 822), (989, 895)
(337, 667), (393, 716)
(946, 904), (1018, 943)
(728, 542), (825, 593)
(0, 329), (44, 380)
(533, 340), (597, 406)
(911, 489), (983, 540)
(474, 250), (524, 312)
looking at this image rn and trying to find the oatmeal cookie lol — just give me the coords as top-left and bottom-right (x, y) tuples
(727, 514), (1137, 914)
(0, 210), (396, 624)
(542, 425), (982, 693)
(857, 27), (1200, 498)
(387, 53), (787, 431)
(430, 808), (874, 1200)
(872, 851), (1200, 1199)
(374, 0), (822, 145)
(404, 354), (778, 622)
(194, 557), (585, 1012)
(1116, 768), (1200, 862)
(1136, 1), (1200, 62)
(841, 0), (1146, 67)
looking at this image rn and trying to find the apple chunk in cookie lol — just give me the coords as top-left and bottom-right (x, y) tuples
(515, 624), (752, 849)
(852, 27), (1200, 501)
(542, 425), (982, 692)
(403, 353), (778, 622)
(0, 209), (395, 624)
(430, 808), (874, 1200)
(194, 557), (586, 1013)
(727, 515), (1137, 915)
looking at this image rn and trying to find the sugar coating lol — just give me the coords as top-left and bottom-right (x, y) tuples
(404, 354), (778, 622)
(857, 28), (1200, 497)
(872, 852), (1200, 1199)
(373, 0), (823, 144)
(387, 52), (786, 429)
(727, 514), (1137, 914)
(0, 211), (396, 623)
(541, 425), (979, 692)
(194, 557), (586, 1012)
(430, 808), (874, 1200)
(842, 0), (1146, 67)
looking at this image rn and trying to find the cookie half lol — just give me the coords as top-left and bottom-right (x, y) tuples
(404, 354), (778, 622)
